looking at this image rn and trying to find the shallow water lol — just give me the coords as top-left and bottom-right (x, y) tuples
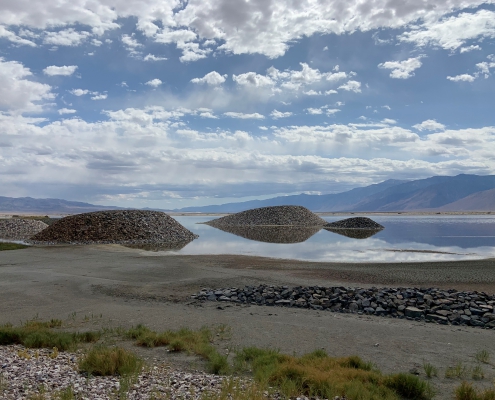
(163, 215), (495, 262)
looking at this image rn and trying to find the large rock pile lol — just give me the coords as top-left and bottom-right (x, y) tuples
(28, 210), (198, 245)
(0, 219), (48, 240)
(192, 285), (495, 328)
(325, 217), (384, 230)
(205, 206), (326, 227)
(212, 225), (321, 244)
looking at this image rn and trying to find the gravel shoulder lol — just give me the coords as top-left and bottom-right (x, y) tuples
(1, 245), (495, 398)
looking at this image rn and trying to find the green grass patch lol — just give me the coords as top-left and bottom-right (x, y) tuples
(126, 324), (229, 374)
(446, 362), (469, 379)
(475, 350), (490, 364)
(0, 320), (100, 351)
(455, 382), (495, 400)
(0, 242), (29, 251)
(234, 347), (433, 400)
(423, 361), (438, 379)
(79, 346), (142, 376)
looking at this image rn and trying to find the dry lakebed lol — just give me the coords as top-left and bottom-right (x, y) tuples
(1, 244), (495, 399)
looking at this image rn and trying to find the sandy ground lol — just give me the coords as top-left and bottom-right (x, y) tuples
(1, 245), (495, 398)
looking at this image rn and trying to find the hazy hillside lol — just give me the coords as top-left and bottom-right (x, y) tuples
(438, 188), (495, 211)
(0, 197), (121, 214)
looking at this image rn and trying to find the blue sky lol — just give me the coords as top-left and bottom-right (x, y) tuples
(1, 0), (495, 209)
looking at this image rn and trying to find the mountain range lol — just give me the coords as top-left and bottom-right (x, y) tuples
(2, 174), (495, 214)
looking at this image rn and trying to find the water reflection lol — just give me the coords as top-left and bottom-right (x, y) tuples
(324, 228), (381, 240)
(208, 225), (321, 244)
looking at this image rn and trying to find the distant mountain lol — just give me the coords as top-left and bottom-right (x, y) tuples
(177, 174), (495, 213)
(0, 197), (122, 214)
(176, 179), (407, 213)
(438, 188), (495, 211)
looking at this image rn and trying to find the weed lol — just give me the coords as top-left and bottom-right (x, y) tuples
(446, 362), (469, 379)
(455, 382), (495, 400)
(472, 365), (485, 380)
(423, 362), (438, 379)
(385, 373), (435, 400)
(475, 350), (490, 364)
(79, 346), (142, 376)
(201, 378), (267, 400)
(0, 373), (7, 393)
(55, 386), (77, 400)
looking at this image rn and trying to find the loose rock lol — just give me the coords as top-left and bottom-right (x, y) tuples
(192, 285), (495, 328)
(324, 217), (384, 230)
(205, 206), (327, 227)
(27, 210), (198, 246)
(0, 219), (48, 241)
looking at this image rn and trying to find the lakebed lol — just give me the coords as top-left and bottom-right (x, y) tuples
(1, 244), (495, 398)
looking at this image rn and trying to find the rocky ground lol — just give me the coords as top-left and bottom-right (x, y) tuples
(0, 219), (48, 241)
(205, 206), (327, 227)
(192, 285), (495, 328)
(27, 210), (198, 246)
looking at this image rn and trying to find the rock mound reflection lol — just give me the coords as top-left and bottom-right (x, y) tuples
(210, 225), (321, 244)
(324, 228), (380, 240)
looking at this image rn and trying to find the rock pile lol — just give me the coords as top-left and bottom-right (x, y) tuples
(210, 225), (321, 243)
(324, 217), (384, 230)
(27, 210), (198, 245)
(205, 206), (327, 227)
(192, 285), (495, 328)
(0, 218), (48, 240)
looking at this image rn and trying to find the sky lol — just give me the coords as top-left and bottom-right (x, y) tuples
(1, 0), (495, 209)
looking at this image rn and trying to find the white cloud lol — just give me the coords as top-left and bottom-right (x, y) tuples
(58, 108), (76, 115)
(0, 26), (36, 46)
(121, 34), (142, 49)
(338, 80), (361, 93)
(399, 10), (495, 51)
(460, 45), (481, 53)
(270, 110), (292, 119)
(325, 109), (341, 115)
(378, 56), (424, 79)
(303, 90), (322, 96)
(233, 72), (274, 87)
(413, 119), (446, 131)
(91, 93), (107, 100)
(382, 105), (391, 110)
(0, 58), (53, 113)
(446, 74), (476, 82)
(325, 90), (338, 95)
(43, 65), (78, 76)
(70, 89), (89, 96)
(382, 118), (397, 124)
(306, 108), (323, 115)
(44, 29), (90, 46)
(177, 41), (211, 62)
(143, 54), (167, 61)
(224, 112), (265, 119)
(191, 71), (227, 85)
(145, 79), (163, 87)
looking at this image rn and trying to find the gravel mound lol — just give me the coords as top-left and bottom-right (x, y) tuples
(27, 210), (198, 245)
(211, 225), (321, 243)
(205, 205), (326, 227)
(325, 217), (384, 230)
(0, 218), (48, 240)
(192, 285), (495, 328)
(325, 229), (380, 240)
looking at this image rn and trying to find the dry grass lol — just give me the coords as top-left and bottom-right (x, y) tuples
(78, 346), (142, 376)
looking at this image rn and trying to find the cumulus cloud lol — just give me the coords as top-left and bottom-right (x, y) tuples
(413, 119), (446, 131)
(0, 58), (53, 113)
(191, 71), (227, 85)
(44, 29), (90, 46)
(145, 79), (163, 87)
(58, 108), (77, 114)
(90, 93), (107, 100)
(70, 89), (90, 96)
(143, 53), (167, 61)
(460, 45), (481, 53)
(233, 72), (274, 87)
(378, 56), (424, 79)
(0, 26), (36, 46)
(306, 108), (323, 115)
(224, 112), (265, 119)
(43, 65), (78, 76)
(399, 10), (495, 51)
(270, 110), (292, 119)
(447, 74), (476, 82)
(338, 80), (361, 92)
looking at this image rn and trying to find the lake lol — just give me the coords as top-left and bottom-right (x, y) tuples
(157, 215), (495, 262)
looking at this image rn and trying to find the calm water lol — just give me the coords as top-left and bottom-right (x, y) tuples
(156, 215), (495, 262)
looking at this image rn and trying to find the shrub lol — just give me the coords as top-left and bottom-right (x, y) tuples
(79, 346), (142, 376)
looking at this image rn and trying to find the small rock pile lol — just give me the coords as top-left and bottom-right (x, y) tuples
(206, 206), (327, 227)
(0, 219), (48, 240)
(27, 210), (198, 245)
(192, 285), (495, 328)
(211, 225), (321, 243)
(324, 217), (384, 230)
